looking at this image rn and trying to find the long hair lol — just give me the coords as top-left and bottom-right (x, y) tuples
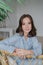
(16, 14), (37, 37)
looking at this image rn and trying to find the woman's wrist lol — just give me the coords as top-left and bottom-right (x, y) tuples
(25, 50), (34, 55)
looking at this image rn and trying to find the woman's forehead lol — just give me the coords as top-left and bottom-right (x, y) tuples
(22, 17), (31, 23)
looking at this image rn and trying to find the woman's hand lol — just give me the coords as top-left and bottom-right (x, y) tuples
(14, 48), (25, 59)
(13, 48), (34, 59)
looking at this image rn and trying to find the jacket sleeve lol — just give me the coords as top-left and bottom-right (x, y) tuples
(0, 33), (19, 53)
(32, 37), (42, 56)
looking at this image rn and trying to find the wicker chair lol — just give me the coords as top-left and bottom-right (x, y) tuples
(0, 50), (43, 65)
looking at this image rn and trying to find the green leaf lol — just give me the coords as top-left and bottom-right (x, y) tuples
(0, 8), (8, 16)
(17, 0), (24, 4)
(0, 0), (13, 12)
(0, 8), (8, 21)
(0, 0), (13, 21)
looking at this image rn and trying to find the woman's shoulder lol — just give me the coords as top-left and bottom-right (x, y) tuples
(13, 33), (21, 37)
(30, 36), (38, 42)
(12, 33), (22, 39)
(30, 36), (37, 39)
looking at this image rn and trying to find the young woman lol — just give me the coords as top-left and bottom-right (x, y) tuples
(0, 14), (42, 65)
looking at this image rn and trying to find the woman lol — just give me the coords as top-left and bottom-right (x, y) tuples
(0, 14), (42, 65)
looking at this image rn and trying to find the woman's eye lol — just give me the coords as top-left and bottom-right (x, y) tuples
(28, 22), (31, 24)
(22, 23), (25, 25)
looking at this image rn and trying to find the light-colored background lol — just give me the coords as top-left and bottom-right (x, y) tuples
(3, 0), (43, 36)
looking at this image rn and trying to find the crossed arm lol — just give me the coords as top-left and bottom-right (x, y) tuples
(13, 48), (34, 59)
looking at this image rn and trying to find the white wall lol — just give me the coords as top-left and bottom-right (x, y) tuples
(5, 0), (43, 36)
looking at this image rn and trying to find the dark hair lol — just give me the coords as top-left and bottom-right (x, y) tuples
(16, 14), (37, 37)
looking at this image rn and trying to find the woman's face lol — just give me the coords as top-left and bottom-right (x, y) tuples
(22, 17), (32, 35)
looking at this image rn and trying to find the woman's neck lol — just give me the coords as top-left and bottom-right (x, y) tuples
(24, 33), (28, 40)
